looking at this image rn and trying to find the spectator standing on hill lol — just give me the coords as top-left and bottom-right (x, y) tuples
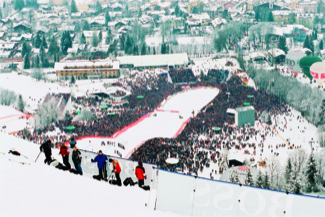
(40, 140), (52, 165)
(59, 143), (71, 170)
(70, 137), (76, 148)
(72, 146), (83, 175)
(91, 150), (108, 181)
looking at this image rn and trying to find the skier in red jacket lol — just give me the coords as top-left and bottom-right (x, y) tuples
(109, 158), (122, 186)
(59, 143), (71, 170)
(135, 161), (147, 187)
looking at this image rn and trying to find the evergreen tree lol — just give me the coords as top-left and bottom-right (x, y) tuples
(255, 8), (260, 21)
(33, 33), (42, 48)
(14, 0), (25, 11)
(175, 5), (180, 17)
(255, 171), (263, 188)
(124, 35), (133, 54)
(22, 41), (31, 58)
(303, 35), (310, 50)
(95, 1), (102, 14)
(161, 43), (166, 54)
(268, 11), (274, 22)
(17, 94), (24, 112)
(60, 31), (72, 55)
(0, 8), (2, 19)
(80, 33), (86, 44)
(48, 36), (59, 55)
(263, 172), (270, 189)
(133, 44), (138, 55)
(277, 36), (288, 53)
(98, 31), (102, 41)
(138, 9), (142, 18)
(312, 29), (318, 40)
(40, 35), (48, 49)
(105, 10), (111, 25)
(141, 42), (147, 55)
(153, 47), (156, 55)
(91, 32), (99, 47)
(266, 113), (272, 125)
(291, 170), (302, 194)
(305, 154), (319, 192)
(285, 158), (292, 184)
(71, 0), (78, 13)
(34, 54), (40, 68)
(24, 53), (30, 69)
(70, 74), (75, 84)
(309, 37), (315, 54)
(319, 39), (324, 50)
(285, 158), (293, 191)
(245, 168), (254, 186)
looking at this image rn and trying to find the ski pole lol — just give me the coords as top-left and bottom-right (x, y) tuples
(35, 151), (41, 163)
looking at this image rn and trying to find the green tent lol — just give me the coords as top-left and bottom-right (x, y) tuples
(212, 127), (221, 131)
(101, 104), (108, 109)
(247, 95), (254, 98)
(108, 112), (115, 115)
(75, 110), (81, 114)
(137, 95), (144, 99)
(66, 126), (75, 130)
(299, 56), (322, 80)
(243, 102), (250, 106)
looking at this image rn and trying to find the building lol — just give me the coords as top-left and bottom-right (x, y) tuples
(299, 1), (317, 13)
(272, 10), (291, 23)
(54, 59), (120, 79)
(287, 0), (300, 9)
(234, 106), (255, 127)
(42, 93), (72, 119)
(82, 31), (101, 45)
(296, 13), (314, 29)
(116, 53), (189, 69)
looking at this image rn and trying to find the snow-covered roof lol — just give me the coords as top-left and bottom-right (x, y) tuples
(272, 10), (291, 16)
(249, 52), (266, 60)
(211, 17), (227, 28)
(54, 59), (119, 71)
(268, 48), (286, 57)
(116, 53), (189, 67)
(83, 31), (100, 38)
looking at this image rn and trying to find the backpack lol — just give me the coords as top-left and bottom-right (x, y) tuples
(123, 177), (136, 186)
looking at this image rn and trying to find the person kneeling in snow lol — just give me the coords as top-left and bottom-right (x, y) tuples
(109, 158), (122, 186)
(135, 161), (147, 188)
(91, 150), (108, 181)
(50, 159), (68, 171)
(8, 148), (21, 156)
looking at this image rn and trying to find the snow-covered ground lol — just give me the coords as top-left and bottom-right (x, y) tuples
(75, 87), (220, 158)
(0, 133), (185, 217)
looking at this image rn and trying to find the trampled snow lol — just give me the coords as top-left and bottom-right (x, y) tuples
(0, 133), (185, 217)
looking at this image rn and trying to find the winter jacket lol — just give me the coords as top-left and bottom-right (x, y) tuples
(70, 140), (76, 148)
(59, 146), (69, 156)
(135, 166), (146, 180)
(112, 159), (121, 173)
(40, 141), (52, 155)
(72, 149), (82, 164)
(92, 154), (107, 169)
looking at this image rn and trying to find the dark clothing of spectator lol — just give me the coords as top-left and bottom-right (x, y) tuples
(40, 140), (52, 165)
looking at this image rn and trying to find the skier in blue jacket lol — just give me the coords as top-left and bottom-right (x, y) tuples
(91, 150), (108, 181)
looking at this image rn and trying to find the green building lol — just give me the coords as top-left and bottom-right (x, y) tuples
(235, 106), (255, 127)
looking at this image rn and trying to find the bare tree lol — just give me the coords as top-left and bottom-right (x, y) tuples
(35, 99), (59, 129)
(0, 89), (17, 106)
